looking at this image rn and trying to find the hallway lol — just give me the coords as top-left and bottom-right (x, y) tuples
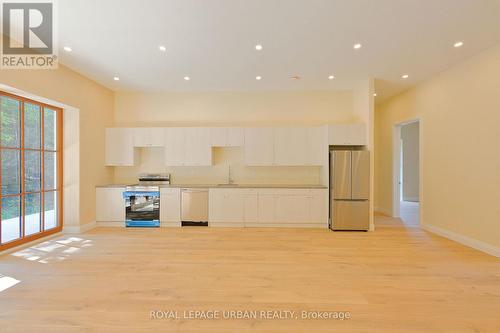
(399, 201), (420, 227)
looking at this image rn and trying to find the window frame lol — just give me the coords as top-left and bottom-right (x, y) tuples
(0, 90), (63, 251)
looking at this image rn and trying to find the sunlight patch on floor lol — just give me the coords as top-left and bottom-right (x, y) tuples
(0, 275), (20, 292)
(10, 237), (93, 264)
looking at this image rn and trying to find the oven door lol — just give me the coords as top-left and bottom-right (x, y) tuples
(123, 191), (160, 227)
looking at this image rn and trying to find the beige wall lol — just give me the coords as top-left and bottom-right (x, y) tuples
(375, 43), (500, 249)
(114, 90), (354, 126)
(1, 64), (115, 227)
(352, 80), (375, 229)
(401, 121), (419, 201)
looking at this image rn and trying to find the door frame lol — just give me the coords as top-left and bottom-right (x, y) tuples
(392, 118), (422, 219)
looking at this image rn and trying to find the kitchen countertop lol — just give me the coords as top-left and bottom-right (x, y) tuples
(96, 184), (327, 189)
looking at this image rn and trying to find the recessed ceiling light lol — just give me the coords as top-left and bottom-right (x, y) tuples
(328, 75), (335, 80)
(113, 76), (120, 81)
(290, 75), (300, 80)
(256, 76), (262, 80)
(63, 46), (72, 52)
(373, 93), (377, 97)
(454, 41), (464, 48)
(255, 44), (263, 51)
(353, 43), (362, 49)
(158, 45), (166, 52)
(401, 74), (409, 79)
(184, 76), (190, 81)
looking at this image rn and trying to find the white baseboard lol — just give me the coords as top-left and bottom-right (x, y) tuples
(96, 221), (125, 227)
(63, 221), (96, 234)
(161, 221), (181, 227)
(245, 223), (326, 228)
(423, 223), (500, 258)
(210, 222), (245, 227)
(403, 197), (419, 202)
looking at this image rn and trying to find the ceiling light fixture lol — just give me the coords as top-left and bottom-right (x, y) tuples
(158, 45), (166, 52)
(290, 75), (300, 80)
(373, 93), (377, 97)
(401, 74), (409, 79)
(328, 75), (335, 80)
(454, 41), (464, 48)
(256, 76), (262, 80)
(113, 76), (120, 81)
(63, 46), (72, 52)
(255, 44), (263, 51)
(353, 43), (362, 49)
(184, 76), (190, 81)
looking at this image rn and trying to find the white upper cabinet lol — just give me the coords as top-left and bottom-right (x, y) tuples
(165, 127), (212, 166)
(227, 128), (245, 146)
(244, 128), (275, 166)
(348, 124), (367, 145)
(185, 127), (212, 166)
(210, 127), (244, 147)
(274, 127), (308, 166)
(328, 124), (367, 146)
(164, 127), (186, 166)
(134, 127), (165, 147)
(210, 128), (226, 147)
(245, 127), (326, 166)
(105, 128), (135, 166)
(307, 126), (326, 166)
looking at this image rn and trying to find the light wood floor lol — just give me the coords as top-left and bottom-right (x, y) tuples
(1, 215), (499, 333)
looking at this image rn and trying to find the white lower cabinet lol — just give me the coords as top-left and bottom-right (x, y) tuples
(242, 190), (259, 226)
(309, 190), (328, 223)
(209, 188), (328, 227)
(275, 190), (312, 223)
(160, 188), (181, 226)
(96, 188), (125, 224)
(209, 189), (258, 227)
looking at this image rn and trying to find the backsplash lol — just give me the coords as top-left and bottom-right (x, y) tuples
(112, 147), (321, 185)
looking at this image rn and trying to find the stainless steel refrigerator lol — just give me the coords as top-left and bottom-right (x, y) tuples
(330, 150), (370, 231)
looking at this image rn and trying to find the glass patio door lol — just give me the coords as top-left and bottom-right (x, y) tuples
(0, 91), (62, 251)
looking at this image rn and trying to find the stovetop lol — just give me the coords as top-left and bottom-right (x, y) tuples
(126, 173), (170, 191)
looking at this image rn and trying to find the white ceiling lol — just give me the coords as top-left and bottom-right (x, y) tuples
(57, 0), (500, 101)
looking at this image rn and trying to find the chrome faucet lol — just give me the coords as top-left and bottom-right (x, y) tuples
(228, 165), (234, 184)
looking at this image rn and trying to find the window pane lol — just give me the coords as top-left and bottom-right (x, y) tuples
(1, 149), (21, 195)
(44, 151), (57, 190)
(25, 150), (41, 192)
(24, 103), (41, 149)
(1, 196), (21, 243)
(44, 108), (57, 150)
(43, 191), (57, 230)
(0, 96), (21, 148)
(25, 193), (41, 236)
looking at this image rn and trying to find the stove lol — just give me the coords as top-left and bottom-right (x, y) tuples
(123, 174), (170, 227)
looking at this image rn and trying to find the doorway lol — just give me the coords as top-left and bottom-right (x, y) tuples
(393, 119), (421, 226)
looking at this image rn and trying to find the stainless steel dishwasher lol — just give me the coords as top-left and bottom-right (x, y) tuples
(181, 188), (209, 226)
